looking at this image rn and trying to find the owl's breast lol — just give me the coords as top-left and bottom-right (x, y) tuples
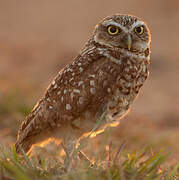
(105, 56), (149, 122)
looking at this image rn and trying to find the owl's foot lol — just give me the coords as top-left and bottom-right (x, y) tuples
(61, 140), (93, 171)
(61, 141), (76, 171)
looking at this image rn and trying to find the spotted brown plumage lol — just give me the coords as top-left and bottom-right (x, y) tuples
(15, 14), (151, 154)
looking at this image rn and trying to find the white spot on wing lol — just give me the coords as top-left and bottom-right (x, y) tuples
(52, 80), (55, 85)
(67, 68), (73, 72)
(90, 88), (96, 95)
(79, 67), (83, 72)
(66, 104), (71, 110)
(78, 81), (83, 86)
(125, 82), (131, 87)
(82, 84), (85, 89)
(107, 88), (111, 93)
(49, 106), (53, 109)
(54, 84), (58, 89)
(61, 96), (64, 102)
(78, 97), (84, 104)
(73, 89), (81, 94)
(69, 78), (74, 82)
(70, 92), (74, 100)
(89, 74), (95, 78)
(90, 80), (95, 86)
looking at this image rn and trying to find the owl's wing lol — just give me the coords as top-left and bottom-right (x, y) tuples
(45, 51), (112, 124)
(15, 51), (112, 153)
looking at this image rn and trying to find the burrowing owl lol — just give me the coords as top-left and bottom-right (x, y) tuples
(15, 14), (151, 154)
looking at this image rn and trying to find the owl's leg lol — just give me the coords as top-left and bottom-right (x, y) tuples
(62, 138), (93, 169)
(63, 142), (92, 167)
(62, 139), (77, 170)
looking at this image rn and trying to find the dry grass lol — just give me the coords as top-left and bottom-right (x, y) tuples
(0, 141), (178, 180)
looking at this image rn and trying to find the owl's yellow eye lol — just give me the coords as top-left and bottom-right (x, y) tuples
(134, 26), (144, 35)
(107, 25), (119, 35)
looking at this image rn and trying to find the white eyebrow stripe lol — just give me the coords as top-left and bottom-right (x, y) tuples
(102, 20), (145, 33)
(102, 20), (129, 32)
(130, 21), (145, 30)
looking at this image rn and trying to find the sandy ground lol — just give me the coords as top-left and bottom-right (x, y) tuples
(0, 0), (179, 165)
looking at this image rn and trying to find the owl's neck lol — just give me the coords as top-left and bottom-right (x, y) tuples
(91, 39), (149, 62)
(80, 39), (150, 67)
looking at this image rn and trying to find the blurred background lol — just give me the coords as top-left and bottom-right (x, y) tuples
(0, 0), (179, 164)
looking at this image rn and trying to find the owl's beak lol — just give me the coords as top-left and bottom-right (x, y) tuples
(127, 34), (132, 51)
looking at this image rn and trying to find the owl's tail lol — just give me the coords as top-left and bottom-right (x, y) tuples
(15, 137), (34, 154)
(15, 117), (44, 154)
(15, 99), (45, 154)
(15, 115), (39, 153)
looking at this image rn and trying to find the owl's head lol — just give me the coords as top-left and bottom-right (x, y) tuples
(93, 14), (151, 53)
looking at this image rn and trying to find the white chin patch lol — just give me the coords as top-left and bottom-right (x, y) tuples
(133, 42), (149, 51)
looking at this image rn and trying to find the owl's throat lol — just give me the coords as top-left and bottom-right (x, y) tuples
(92, 39), (150, 62)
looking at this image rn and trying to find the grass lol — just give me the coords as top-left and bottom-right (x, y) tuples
(0, 142), (178, 180)
(0, 94), (178, 179)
